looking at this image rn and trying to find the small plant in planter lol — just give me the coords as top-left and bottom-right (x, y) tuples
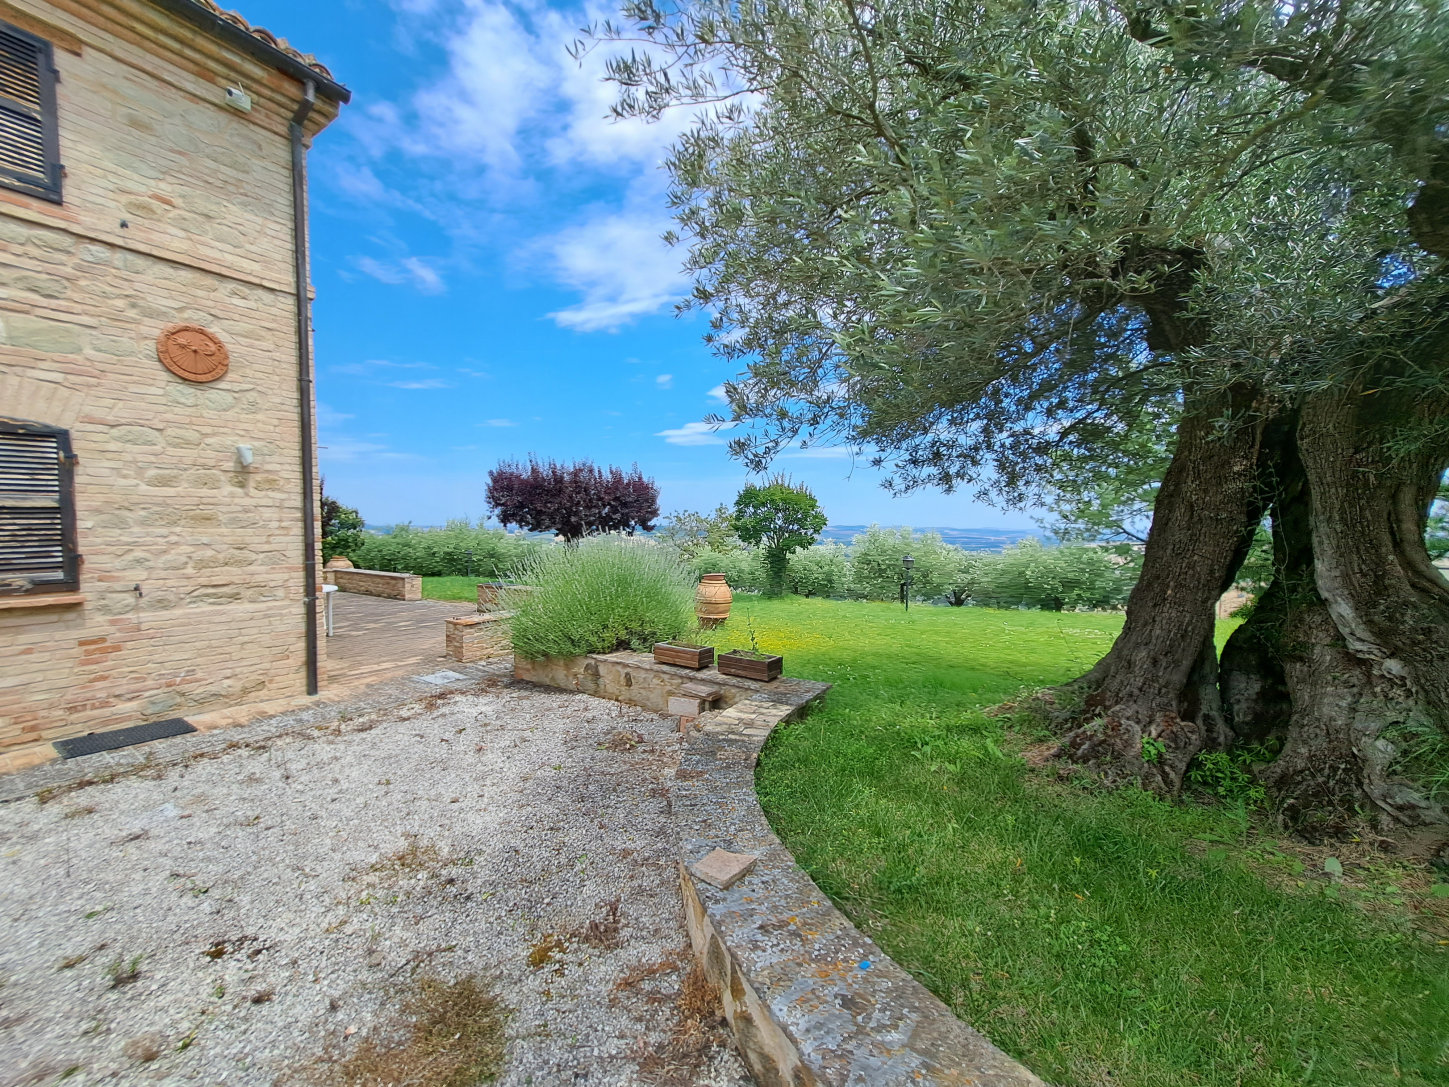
(653, 641), (715, 669)
(716, 618), (783, 681)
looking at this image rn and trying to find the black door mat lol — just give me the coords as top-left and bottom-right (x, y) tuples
(53, 718), (197, 759)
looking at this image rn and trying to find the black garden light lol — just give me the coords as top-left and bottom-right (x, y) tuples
(901, 553), (915, 611)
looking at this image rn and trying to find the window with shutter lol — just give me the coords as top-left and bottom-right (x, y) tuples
(0, 21), (61, 203)
(0, 420), (78, 594)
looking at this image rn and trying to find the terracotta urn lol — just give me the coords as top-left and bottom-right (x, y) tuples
(695, 573), (733, 629)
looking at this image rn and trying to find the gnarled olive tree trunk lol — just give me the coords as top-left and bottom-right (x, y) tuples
(1060, 375), (1449, 831)
(1055, 382), (1269, 791)
(1221, 386), (1449, 832)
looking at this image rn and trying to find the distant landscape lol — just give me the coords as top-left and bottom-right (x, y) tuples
(363, 522), (1046, 552)
(815, 525), (1045, 550)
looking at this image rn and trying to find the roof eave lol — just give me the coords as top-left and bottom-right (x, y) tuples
(145, 0), (351, 104)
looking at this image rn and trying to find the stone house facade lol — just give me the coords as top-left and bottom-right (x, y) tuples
(0, 0), (347, 769)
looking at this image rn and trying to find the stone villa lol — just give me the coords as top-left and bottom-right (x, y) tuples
(0, 0), (348, 769)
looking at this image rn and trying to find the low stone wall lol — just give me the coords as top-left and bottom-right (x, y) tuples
(513, 649), (1045, 1085)
(675, 700), (1049, 1087)
(330, 569), (422, 601)
(444, 613), (511, 663)
(512, 651), (825, 717)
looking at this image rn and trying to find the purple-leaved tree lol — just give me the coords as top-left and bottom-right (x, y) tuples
(485, 457), (659, 541)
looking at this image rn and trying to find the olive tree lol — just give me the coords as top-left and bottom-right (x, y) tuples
(598, 0), (1449, 828)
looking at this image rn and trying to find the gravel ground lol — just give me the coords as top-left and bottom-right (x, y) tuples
(0, 677), (750, 1087)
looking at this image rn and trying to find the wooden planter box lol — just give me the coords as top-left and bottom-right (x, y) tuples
(654, 642), (715, 670)
(717, 651), (783, 683)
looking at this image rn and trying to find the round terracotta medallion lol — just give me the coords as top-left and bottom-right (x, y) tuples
(156, 324), (229, 383)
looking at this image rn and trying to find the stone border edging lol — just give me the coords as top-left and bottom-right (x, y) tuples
(0, 660), (510, 803)
(675, 696), (1049, 1087)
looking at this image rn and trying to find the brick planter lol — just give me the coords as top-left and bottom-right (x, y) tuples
(444, 613), (511, 663)
(331, 569), (422, 601)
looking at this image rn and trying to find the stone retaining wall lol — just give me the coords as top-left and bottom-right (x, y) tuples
(513, 650), (1047, 1086)
(512, 650), (824, 718)
(329, 569), (422, 601)
(675, 698), (1049, 1087)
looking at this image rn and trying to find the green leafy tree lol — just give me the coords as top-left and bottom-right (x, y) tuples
(731, 475), (827, 596)
(974, 540), (1134, 612)
(599, 0), (1449, 825)
(656, 505), (745, 559)
(320, 480), (365, 563)
(348, 519), (540, 578)
(787, 542), (851, 597)
(687, 547), (766, 592)
(847, 526), (965, 602)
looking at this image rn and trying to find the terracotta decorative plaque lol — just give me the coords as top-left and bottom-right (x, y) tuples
(156, 324), (229, 383)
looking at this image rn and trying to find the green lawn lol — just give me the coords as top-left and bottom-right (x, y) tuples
(684, 596), (1449, 1087)
(421, 576), (482, 603)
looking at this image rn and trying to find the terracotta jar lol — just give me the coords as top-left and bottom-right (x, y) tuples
(695, 573), (733, 629)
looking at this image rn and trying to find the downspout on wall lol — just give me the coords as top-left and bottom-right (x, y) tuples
(291, 79), (319, 696)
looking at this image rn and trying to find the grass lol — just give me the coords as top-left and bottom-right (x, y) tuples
(688, 596), (1449, 1087)
(422, 576), (483, 603)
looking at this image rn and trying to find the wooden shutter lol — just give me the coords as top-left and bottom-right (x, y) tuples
(0, 20), (61, 203)
(0, 420), (78, 593)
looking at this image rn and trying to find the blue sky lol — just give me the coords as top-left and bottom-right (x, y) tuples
(238, 0), (1041, 530)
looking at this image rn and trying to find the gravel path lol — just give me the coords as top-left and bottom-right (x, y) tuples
(0, 678), (750, 1086)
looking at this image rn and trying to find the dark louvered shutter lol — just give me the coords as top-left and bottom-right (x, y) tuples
(0, 21), (61, 203)
(0, 421), (78, 593)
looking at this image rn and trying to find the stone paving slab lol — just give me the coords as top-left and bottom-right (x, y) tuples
(0, 659), (507, 805)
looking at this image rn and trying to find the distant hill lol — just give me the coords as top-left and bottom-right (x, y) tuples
(362, 521), (1047, 551)
(819, 525), (1046, 551)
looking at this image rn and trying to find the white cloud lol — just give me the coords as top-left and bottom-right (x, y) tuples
(354, 255), (446, 294)
(707, 384), (729, 403)
(388, 378), (453, 390)
(334, 1), (730, 330)
(319, 437), (389, 462)
(657, 420), (736, 446)
(407, 3), (554, 174)
(544, 29), (702, 171)
(656, 374), (673, 389)
(479, 418), (516, 427)
(401, 257), (444, 293)
(330, 359), (434, 377)
(316, 402), (354, 429)
(543, 202), (683, 330)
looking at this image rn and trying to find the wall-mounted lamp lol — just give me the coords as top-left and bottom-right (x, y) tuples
(236, 444), (254, 469)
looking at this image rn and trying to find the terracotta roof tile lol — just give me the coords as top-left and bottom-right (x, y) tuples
(190, 0), (337, 82)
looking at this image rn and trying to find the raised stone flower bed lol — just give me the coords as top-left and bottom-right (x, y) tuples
(512, 651), (824, 718)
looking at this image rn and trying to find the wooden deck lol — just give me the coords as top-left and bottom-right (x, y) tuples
(323, 592), (491, 690)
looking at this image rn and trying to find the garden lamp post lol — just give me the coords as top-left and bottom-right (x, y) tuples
(901, 553), (915, 611)
(466, 548), (474, 577)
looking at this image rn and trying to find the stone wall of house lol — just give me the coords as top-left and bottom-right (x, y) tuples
(0, 0), (341, 767)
